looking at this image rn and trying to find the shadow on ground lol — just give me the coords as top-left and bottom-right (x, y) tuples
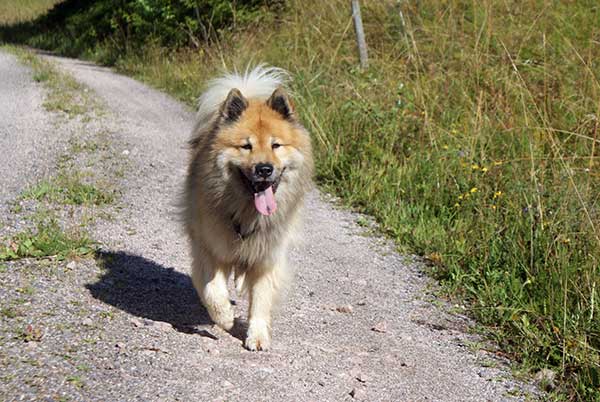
(88, 250), (217, 337)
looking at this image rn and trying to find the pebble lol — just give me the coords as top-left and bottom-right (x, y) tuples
(66, 261), (78, 270)
(355, 373), (369, 383)
(82, 318), (94, 326)
(336, 304), (353, 314)
(371, 321), (388, 333)
(130, 317), (144, 328)
(151, 321), (172, 331)
(349, 387), (366, 399)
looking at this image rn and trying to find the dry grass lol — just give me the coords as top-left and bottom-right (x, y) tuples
(0, 0), (61, 25)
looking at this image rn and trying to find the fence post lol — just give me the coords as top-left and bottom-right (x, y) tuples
(351, 0), (368, 69)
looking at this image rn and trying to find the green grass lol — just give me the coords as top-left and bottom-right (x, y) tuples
(0, 215), (95, 261)
(23, 173), (115, 206)
(1, 0), (599, 399)
(2, 44), (92, 117)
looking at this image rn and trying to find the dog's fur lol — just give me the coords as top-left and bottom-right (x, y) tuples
(182, 66), (313, 350)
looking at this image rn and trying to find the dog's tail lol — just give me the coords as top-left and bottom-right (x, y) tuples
(194, 64), (289, 131)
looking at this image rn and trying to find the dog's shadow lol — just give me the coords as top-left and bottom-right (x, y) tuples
(87, 250), (247, 341)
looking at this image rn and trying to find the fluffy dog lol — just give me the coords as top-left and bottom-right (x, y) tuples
(182, 66), (313, 350)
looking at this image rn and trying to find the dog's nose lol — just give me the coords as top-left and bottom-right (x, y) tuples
(255, 163), (274, 179)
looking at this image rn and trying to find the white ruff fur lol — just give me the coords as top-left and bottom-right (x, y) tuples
(194, 65), (290, 133)
(183, 65), (312, 351)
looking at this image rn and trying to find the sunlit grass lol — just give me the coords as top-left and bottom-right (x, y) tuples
(0, 0), (61, 25)
(0, 213), (94, 261)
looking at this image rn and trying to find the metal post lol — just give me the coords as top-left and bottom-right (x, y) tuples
(351, 0), (369, 68)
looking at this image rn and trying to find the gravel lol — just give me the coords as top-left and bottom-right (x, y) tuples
(0, 51), (64, 219)
(0, 50), (540, 401)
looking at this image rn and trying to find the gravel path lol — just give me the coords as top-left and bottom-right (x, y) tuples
(0, 50), (538, 401)
(0, 51), (64, 218)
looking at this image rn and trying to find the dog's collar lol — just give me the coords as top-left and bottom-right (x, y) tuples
(232, 217), (257, 240)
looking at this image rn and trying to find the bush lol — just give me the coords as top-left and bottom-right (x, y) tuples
(1, 0), (277, 60)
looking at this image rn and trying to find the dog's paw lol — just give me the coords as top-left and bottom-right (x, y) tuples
(244, 321), (271, 351)
(211, 307), (234, 331)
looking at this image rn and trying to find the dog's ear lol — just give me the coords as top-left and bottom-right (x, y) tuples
(220, 88), (248, 123)
(266, 87), (295, 121)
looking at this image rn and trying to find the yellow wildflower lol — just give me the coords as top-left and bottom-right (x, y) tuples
(493, 161), (503, 166)
(470, 187), (478, 193)
(481, 167), (488, 173)
(493, 191), (502, 199)
(471, 164), (480, 170)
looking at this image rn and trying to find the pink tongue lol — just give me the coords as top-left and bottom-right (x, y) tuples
(254, 186), (277, 216)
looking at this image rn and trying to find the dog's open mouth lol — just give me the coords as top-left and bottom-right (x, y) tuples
(239, 169), (284, 216)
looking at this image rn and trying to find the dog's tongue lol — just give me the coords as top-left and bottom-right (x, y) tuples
(254, 186), (277, 216)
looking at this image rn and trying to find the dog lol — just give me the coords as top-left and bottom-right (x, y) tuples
(182, 65), (313, 351)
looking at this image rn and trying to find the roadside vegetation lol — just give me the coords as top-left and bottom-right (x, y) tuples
(0, 213), (94, 261)
(5, 45), (97, 116)
(1, 0), (598, 399)
(0, 44), (116, 263)
(0, 0), (60, 25)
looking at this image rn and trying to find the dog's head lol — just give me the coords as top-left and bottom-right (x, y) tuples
(211, 87), (311, 216)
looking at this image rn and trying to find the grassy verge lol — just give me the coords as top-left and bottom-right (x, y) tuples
(2, 0), (599, 399)
(3, 44), (96, 117)
(0, 45), (116, 263)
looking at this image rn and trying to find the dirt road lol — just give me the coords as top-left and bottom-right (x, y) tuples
(0, 50), (537, 401)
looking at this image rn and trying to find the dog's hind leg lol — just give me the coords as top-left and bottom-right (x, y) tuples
(191, 246), (234, 331)
(244, 260), (286, 351)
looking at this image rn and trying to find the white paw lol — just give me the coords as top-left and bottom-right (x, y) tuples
(244, 321), (271, 351)
(210, 306), (234, 331)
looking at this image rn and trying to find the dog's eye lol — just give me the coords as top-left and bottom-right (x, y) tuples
(272, 143), (281, 150)
(241, 143), (252, 150)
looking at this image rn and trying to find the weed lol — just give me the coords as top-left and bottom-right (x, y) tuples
(0, 216), (94, 261)
(1, 307), (21, 319)
(15, 324), (43, 342)
(76, 364), (90, 372)
(65, 375), (84, 388)
(1, 45), (95, 117)
(23, 173), (115, 206)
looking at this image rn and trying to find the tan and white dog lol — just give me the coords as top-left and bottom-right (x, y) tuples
(182, 66), (313, 350)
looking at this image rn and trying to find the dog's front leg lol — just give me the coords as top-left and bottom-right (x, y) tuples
(244, 262), (284, 351)
(191, 247), (234, 331)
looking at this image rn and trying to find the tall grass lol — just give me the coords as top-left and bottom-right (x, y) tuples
(2, 0), (599, 398)
(0, 0), (61, 25)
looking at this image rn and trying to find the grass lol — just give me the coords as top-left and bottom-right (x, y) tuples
(0, 214), (95, 262)
(1, 0), (599, 399)
(2, 44), (92, 117)
(23, 173), (115, 206)
(0, 0), (60, 25)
